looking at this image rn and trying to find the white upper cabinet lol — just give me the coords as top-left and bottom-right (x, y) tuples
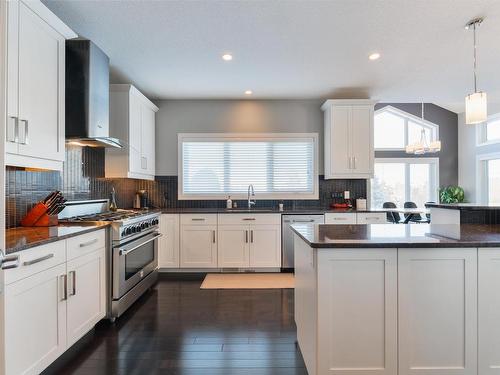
(106, 84), (158, 180)
(5, 0), (76, 171)
(322, 99), (377, 179)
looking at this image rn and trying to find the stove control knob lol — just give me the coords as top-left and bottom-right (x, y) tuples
(136, 225), (142, 232)
(121, 230), (126, 237)
(141, 223), (146, 229)
(126, 227), (132, 235)
(144, 222), (150, 228)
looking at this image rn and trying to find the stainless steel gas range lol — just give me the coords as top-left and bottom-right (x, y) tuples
(60, 199), (161, 321)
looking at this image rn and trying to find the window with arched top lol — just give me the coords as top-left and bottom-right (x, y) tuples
(374, 106), (440, 151)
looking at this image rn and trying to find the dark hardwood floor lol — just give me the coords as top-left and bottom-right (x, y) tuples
(43, 277), (306, 375)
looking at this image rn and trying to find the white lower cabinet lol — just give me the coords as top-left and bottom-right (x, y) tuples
(4, 230), (106, 375)
(66, 248), (106, 347)
(325, 212), (387, 224)
(180, 225), (218, 268)
(218, 225), (249, 268)
(248, 225), (281, 267)
(217, 214), (281, 268)
(5, 263), (67, 375)
(398, 248), (477, 375)
(478, 248), (500, 374)
(316, 248), (398, 374)
(324, 212), (357, 224)
(159, 214), (180, 268)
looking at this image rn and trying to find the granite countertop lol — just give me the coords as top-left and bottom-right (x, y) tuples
(426, 203), (500, 210)
(6, 222), (111, 254)
(291, 223), (500, 248)
(161, 207), (387, 214)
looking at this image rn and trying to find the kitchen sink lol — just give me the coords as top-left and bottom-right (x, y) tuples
(224, 208), (275, 213)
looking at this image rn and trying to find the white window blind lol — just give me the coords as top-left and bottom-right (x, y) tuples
(178, 134), (318, 200)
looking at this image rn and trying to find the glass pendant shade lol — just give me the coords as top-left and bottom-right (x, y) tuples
(465, 91), (487, 124)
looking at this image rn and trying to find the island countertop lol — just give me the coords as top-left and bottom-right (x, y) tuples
(425, 202), (500, 210)
(291, 223), (500, 248)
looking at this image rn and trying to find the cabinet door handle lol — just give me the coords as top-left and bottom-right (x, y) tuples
(243, 218), (256, 221)
(19, 119), (28, 145)
(250, 230), (254, 243)
(212, 230), (216, 243)
(69, 271), (76, 296)
(245, 230), (248, 243)
(7, 116), (18, 143)
(60, 274), (68, 301)
(348, 156), (352, 169)
(23, 253), (54, 266)
(353, 156), (356, 169)
(191, 218), (205, 221)
(79, 238), (98, 247)
(141, 156), (147, 170)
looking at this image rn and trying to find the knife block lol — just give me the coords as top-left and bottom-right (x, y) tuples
(20, 202), (59, 227)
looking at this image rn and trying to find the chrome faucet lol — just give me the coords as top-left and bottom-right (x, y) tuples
(247, 184), (256, 209)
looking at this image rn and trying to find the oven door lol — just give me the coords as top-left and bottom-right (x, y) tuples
(113, 231), (161, 299)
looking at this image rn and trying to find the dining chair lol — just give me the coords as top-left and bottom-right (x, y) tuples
(404, 201), (430, 223)
(383, 202), (402, 223)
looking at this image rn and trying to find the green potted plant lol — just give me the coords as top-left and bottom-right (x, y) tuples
(439, 186), (465, 204)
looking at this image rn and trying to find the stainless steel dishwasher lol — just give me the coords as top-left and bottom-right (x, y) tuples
(282, 214), (324, 269)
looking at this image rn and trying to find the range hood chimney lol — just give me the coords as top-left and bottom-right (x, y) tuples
(65, 39), (122, 148)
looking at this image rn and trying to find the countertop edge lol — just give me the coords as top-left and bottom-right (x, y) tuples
(6, 223), (111, 254)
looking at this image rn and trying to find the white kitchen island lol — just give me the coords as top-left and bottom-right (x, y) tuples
(292, 223), (500, 375)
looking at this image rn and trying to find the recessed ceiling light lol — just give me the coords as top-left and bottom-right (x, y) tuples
(369, 52), (381, 60)
(245, 90), (253, 95)
(222, 53), (233, 61)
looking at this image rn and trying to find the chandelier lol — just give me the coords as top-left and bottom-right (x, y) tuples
(405, 103), (441, 155)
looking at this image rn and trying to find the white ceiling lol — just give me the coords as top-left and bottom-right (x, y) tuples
(43, 0), (500, 113)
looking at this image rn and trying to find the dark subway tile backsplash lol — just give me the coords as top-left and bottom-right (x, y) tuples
(5, 145), (367, 228)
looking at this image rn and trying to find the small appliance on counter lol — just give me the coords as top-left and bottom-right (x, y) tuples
(330, 190), (353, 209)
(134, 190), (149, 209)
(20, 191), (67, 227)
(356, 198), (367, 210)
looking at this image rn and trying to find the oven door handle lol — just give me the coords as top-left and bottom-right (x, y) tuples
(118, 233), (163, 256)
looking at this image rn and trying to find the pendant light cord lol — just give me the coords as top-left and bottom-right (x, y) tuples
(473, 22), (478, 93)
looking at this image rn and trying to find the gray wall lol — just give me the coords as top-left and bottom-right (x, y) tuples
(155, 99), (324, 175)
(375, 103), (458, 188)
(458, 103), (500, 203)
(155, 100), (458, 187)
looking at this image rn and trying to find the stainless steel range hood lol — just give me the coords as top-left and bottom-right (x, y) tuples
(65, 39), (123, 148)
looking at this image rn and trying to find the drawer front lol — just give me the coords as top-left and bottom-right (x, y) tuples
(67, 229), (106, 261)
(324, 213), (357, 224)
(180, 214), (217, 225)
(5, 240), (66, 285)
(357, 212), (387, 224)
(218, 213), (281, 226)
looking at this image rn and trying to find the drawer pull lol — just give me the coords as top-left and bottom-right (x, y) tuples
(243, 218), (256, 221)
(333, 217), (347, 220)
(1, 253), (20, 270)
(245, 230), (249, 243)
(212, 230), (216, 243)
(191, 218), (205, 221)
(23, 253), (54, 266)
(250, 230), (254, 243)
(79, 239), (98, 247)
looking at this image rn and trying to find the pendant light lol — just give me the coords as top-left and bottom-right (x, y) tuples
(465, 18), (487, 125)
(405, 103), (441, 154)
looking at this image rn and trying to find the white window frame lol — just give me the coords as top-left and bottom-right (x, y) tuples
(374, 106), (440, 151)
(371, 157), (440, 208)
(177, 133), (319, 200)
(476, 151), (500, 204)
(476, 112), (500, 147)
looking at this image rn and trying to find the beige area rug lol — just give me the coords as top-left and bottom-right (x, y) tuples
(200, 273), (295, 289)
